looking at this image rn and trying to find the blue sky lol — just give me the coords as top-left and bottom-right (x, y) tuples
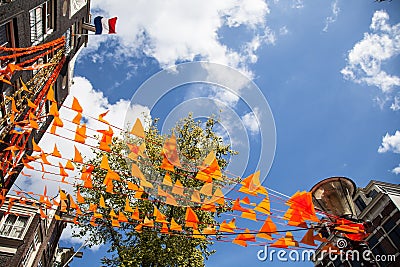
(46, 0), (400, 266)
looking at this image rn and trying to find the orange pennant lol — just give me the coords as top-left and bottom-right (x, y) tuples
(52, 144), (61, 158)
(130, 118), (145, 138)
(71, 97), (83, 112)
(73, 146), (83, 163)
(46, 84), (56, 102)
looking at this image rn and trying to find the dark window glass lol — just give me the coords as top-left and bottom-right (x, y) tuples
(355, 196), (366, 212)
(367, 189), (378, 199)
(383, 218), (396, 233)
(388, 227), (400, 248)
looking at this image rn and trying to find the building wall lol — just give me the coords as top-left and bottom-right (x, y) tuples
(0, 0), (91, 191)
(0, 197), (66, 267)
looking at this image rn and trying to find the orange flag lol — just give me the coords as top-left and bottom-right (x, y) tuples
(58, 162), (68, 177)
(76, 188), (85, 203)
(154, 206), (168, 223)
(219, 219), (236, 233)
(100, 154), (111, 170)
(254, 195), (270, 215)
(32, 138), (42, 152)
(124, 198), (134, 213)
(171, 180), (184, 196)
(143, 216), (154, 228)
(130, 118), (145, 138)
(160, 134), (181, 169)
(98, 110), (110, 125)
(29, 112), (39, 129)
(52, 144), (62, 158)
(161, 223), (169, 234)
(162, 172), (173, 186)
(27, 98), (37, 109)
(118, 211), (129, 223)
(53, 116), (64, 127)
(185, 207), (199, 228)
(74, 146), (83, 163)
(49, 102), (59, 117)
(257, 216), (277, 240)
(131, 207), (140, 221)
(99, 195), (106, 208)
(40, 152), (51, 165)
(300, 229), (317, 246)
(39, 207), (47, 219)
(46, 84), (56, 102)
(71, 97), (83, 112)
(65, 160), (75, 170)
(74, 124), (87, 144)
(72, 112), (82, 125)
(170, 218), (182, 232)
(199, 183), (213, 196)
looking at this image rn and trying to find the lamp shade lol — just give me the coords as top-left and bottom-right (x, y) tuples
(310, 177), (357, 220)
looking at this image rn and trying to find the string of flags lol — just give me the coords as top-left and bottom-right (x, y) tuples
(0, 37), (368, 251)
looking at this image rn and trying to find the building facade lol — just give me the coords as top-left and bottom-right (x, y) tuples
(0, 196), (66, 267)
(313, 180), (400, 267)
(0, 1), (91, 266)
(0, 0), (91, 193)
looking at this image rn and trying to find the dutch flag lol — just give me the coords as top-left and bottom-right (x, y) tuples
(94, 16), (117, 34)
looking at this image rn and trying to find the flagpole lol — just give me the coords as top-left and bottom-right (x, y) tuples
(72, 33), (99, 36)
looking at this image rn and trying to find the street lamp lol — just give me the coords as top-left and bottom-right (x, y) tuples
(310, 176), (357, 221)
(310, 177), (376, 267)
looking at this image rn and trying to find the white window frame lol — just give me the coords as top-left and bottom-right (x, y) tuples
(0, 214), (32, 240)
(29, 0), (54, 45)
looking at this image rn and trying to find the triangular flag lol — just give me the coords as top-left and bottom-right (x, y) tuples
(46, 84), (56, 102)
(71, 97), (83, 112)
(74, 146), (83, 163)
(130, 118), (145, 138)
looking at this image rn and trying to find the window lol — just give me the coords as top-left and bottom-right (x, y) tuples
(34, 229), (40, 247)
(354, 196), (366, 212)
(64, 27), (71, 54)
(0, 20), (15, 67)
(21, 242), (34, 267)
(29, 1), (54, 44)
(366, 189), (378, 199)
(388, 226), (400, 248)
(0, 214), (29, 239)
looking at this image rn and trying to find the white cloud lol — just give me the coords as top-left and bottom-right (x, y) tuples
(60, 225), (101, 251)
(241, 107), (261, 135)
(279, 26), (289, 36)
(341, 10), (400, 93)
(12, 77), (150, 247)
(392, 165), (400, 175)
(390, 96), (400, 111)
(83, 0), (271, 71)
(378, 130), (400, 154)
(291, 0), (304, 9)
(323, 0), (340, 32)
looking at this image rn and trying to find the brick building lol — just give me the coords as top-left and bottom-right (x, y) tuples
(0, 196), (65, 267)
(0, 1), (91, 266)
(0, 0), (91, 193)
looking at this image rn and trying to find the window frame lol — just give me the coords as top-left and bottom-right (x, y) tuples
(0, 19), (16, 68)
(0, 213), (32, 240)
(29, 0), (54, 45)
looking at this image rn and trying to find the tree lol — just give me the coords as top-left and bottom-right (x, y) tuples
(73, 114), (237, 267)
